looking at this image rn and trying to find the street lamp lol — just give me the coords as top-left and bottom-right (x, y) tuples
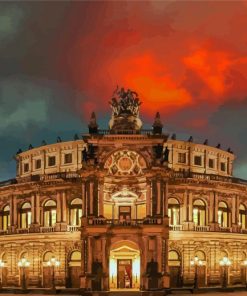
(18, 258), (30, 290)
(219, 256), (231, 288)
(190, 256), (203, 290)
(0, 260), (4, 289)
(242, 260), (247, 288)
(47, 256), (60, 290)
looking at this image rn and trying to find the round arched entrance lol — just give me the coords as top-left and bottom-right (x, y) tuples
(109, 240), (140, 290)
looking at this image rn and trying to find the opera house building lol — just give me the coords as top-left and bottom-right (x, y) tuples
(0, 88), (247, 292)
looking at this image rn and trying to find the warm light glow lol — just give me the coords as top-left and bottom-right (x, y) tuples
(0, 260), (4, 268)
(220, 256), (231, 266)
(18, 257), (30, 267)
(47, 256), (60, 267)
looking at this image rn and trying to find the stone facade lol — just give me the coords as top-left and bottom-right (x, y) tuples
(0, 92), (246, 290)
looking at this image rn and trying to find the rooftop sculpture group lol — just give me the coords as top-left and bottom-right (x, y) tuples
(109, 86), (142, 117)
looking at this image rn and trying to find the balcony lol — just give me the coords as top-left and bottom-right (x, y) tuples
(193, 225), (210, 232)
(67, 225), (80, 232)
(219, 226), (232, 232)
(40, 226), (55, 233)
(16, 228), (29, 234)
(87, 216), (163, 226)
(169, 224), (183, 231)
(0, 224), (81, 236)
(173, 171), (247, 186)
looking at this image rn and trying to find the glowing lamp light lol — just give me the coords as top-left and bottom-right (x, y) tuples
(0, 260), (4, 268)
(18, 258), (30, 267)
(190, 255), (203, 266)
(47, 256), (60, 267)
(219, 256), (231, 266)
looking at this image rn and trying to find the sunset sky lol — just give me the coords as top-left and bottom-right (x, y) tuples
(1, 1), (247, 180)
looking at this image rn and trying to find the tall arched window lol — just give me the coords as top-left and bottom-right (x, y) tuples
(193, 200), (206, 226)
(168, 198), (180, 226)
(44, 200), (56, 227)
(20, 202), (31, 229)
(70, 198), (82, 226)
(218, 201), (229, 228)
(1, 205), (10, 231)
(239, 204), (246, 229)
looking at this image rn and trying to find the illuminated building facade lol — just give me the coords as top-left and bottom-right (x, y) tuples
(0, 88), (246, 291)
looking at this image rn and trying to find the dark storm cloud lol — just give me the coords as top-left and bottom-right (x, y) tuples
(209, 98), (247, 178)
(0, 1), (247, 180)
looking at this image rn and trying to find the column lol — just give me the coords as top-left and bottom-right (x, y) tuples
(31, 193), (35, 224)
(163, 181), (168, 216)
(61, 191), (67, 223)
(157, 180), (161, 215)
(86, 237), (93, 289)
(90, 181), (94, 215)
(98, 181), (104, 216)
(9, 195), (17, 233)
(55, 191), (62, 231)
(56, 191), (62, 222)
(82, 181), (86, 216)
(152, 180), (157, 216)
(102, 237), (109, 290)
(36, 192), (40, 225)
(214, 192), (219, 224)
(146, 181), (151, 216)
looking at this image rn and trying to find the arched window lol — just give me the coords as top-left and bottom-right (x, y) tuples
(1, 205), (10, 231)
(168, 198), (180, 226)
(20, 202), (31, 229)
(70, 250), (81, 262)
(168, 250), (180, 261)
(44, 200), (56, 227)
(193, 199), (206, 226)
(239, 204), (246, 229)
(218, 201), (229, 228)
(195, 250), (206, 261)
(43, 251), (53, 263)
(70, 198), (82, 226)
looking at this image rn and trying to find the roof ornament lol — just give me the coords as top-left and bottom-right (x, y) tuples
(109, 86), (141, 117)
(57, 136), (62, 143)
(109, 86), (143, 132)
(88, 112), (98, 134)
(171, 133), (176, 140)
(152, 112), (163, 135)
(188, 136), (193, 142)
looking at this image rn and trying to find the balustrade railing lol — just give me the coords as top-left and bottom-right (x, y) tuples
(219, 226), (232, 232)
(173, 171), (247, 185)
(16, 228), (29, 234)
(194, 225), (210, 232)
(0, 230), (8, 235)
(67, 225), (80, 232)
(40, 226), (55, 233)
(87, 217), (163, 226)
(169, 224), (183, 231)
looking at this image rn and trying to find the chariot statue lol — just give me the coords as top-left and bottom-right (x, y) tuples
(109, 86), (143, 132)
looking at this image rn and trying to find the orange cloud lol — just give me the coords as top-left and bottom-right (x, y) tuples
(107, 53), (193, 115)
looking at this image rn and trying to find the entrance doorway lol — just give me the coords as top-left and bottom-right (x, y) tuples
(168, 250), (181, 288)
(109, 241), (140, 290)
(119, 206), (131, 223)
(117, 259), (132, 288)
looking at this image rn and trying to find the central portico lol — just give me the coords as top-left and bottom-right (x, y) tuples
(79, 87), (170, 291)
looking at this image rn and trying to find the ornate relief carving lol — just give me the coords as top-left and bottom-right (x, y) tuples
(104, 150), (147, 176)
